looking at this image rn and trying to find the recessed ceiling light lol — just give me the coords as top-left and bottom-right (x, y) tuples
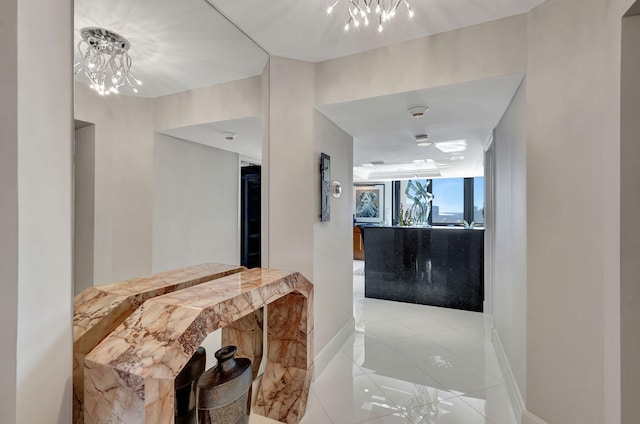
(436, 162), (453, 168)
(362, 163), (374, 167)
(415, 134), (432, 146)
(435, 139), (466, 153)
(408, 106), (429, 118)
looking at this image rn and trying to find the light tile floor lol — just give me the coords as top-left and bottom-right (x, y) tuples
(252, 261), (516, 424)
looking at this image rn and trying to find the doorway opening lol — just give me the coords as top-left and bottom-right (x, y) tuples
(241, 164), (261, 268)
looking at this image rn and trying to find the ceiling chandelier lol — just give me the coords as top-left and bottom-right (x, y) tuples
(73, 27), (142, 96)
(327, 0), (414, 32)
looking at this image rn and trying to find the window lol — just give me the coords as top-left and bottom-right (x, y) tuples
(392, 177), (485, 226)
(431, 178), (464, 224)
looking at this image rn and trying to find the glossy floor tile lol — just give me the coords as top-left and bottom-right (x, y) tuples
(253, 261), (516, 424)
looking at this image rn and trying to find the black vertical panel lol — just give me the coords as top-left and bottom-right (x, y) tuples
(241, 166), (261, 268)
(464, 177), (474, 223)
(427, 179), (433, 226)
(392, 181), (401, 226)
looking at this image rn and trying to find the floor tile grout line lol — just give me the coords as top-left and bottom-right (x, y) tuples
(355, 371), (416, 423)
(455, 385), (508, 424)
(307, 387), (336, 424)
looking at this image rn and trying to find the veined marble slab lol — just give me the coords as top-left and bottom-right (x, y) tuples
(73, 263), (245, 424)
(84, 268), (313, 424)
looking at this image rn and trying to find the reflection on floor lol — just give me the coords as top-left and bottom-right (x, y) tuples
(251, 260), (516, 424)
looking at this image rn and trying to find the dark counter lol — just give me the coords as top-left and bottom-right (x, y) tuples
(362, 226), (484, 312)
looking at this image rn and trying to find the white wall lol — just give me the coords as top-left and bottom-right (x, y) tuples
(621, 13), (640, 422)
(382, 181), (392, 226)
(525, 0), (631, 422)
(261, 61), (271, 267)
(313, 111), (354, 360)
(267, 57), (316, 279)
(153, 76), (262, 131)
(152, 133), (240, 272)
(267, 58), (355, 364)
(152, 134), (241, 364)
(15, 0), (73, 422)
(493, 79), (527, 401)
(74, 124), (96, 294)
(0, 0), (19, 421)
(75, 83), (154, 284)
(316, 14), (527, 106)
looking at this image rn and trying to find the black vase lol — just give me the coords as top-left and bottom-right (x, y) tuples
(197, 346), (253, 424)
(174, 346), (206, 424)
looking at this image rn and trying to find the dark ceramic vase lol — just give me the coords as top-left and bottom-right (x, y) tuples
(174, 346), (206, 424)
(197, 346), (253, 424)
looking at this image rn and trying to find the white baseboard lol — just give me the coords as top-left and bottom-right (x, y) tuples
(492, 328), (525, 424)
(492, 328), (550, 424)
(314, 316), (355, 379)
(521, 410), (549, 424)
(483, 300), (490, 315)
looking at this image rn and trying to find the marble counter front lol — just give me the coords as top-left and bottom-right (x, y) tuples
(73, 263), (245, 424)
(83, 267), (314, 424)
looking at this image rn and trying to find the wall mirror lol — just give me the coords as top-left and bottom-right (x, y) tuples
(73, 0), (268, 295)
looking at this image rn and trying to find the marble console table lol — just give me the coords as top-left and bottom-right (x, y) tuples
(84, 268), (314, 424)
(73, 263), (245, 424)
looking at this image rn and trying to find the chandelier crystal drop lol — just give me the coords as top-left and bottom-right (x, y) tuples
(73, 27), (142, 96)
(327, 0), (414, 33)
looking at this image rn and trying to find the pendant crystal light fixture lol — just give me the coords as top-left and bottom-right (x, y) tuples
(327, 0), (414, 32)
(73, 27), (142, 96)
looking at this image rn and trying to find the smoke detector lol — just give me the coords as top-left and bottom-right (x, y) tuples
(408, 106), (429, 118)
(223, 132), (237, 141)
(415, 134), (432, 147)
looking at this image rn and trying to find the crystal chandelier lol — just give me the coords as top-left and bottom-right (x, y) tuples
(73, 27), (142, 96)
(327, 0), (414, 32)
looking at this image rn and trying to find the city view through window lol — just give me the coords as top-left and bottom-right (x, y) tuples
(402, 177), (484, 225)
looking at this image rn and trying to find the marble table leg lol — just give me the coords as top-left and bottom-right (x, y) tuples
(73, 295), (133, 424)
(254, 292), (314, 424)
(221, 308), (264, 380)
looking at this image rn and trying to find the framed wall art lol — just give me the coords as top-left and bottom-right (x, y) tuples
(354, 183), (384, 223)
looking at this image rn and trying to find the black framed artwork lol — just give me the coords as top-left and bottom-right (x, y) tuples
(320, 153), (330, 222)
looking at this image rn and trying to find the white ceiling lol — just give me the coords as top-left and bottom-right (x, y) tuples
(209, 0), (545, 62)
(74, 0), (535, 167)
(74, 0), (268, 98)
(317, 73), (524, 180)
(158, 117), (263, 163)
